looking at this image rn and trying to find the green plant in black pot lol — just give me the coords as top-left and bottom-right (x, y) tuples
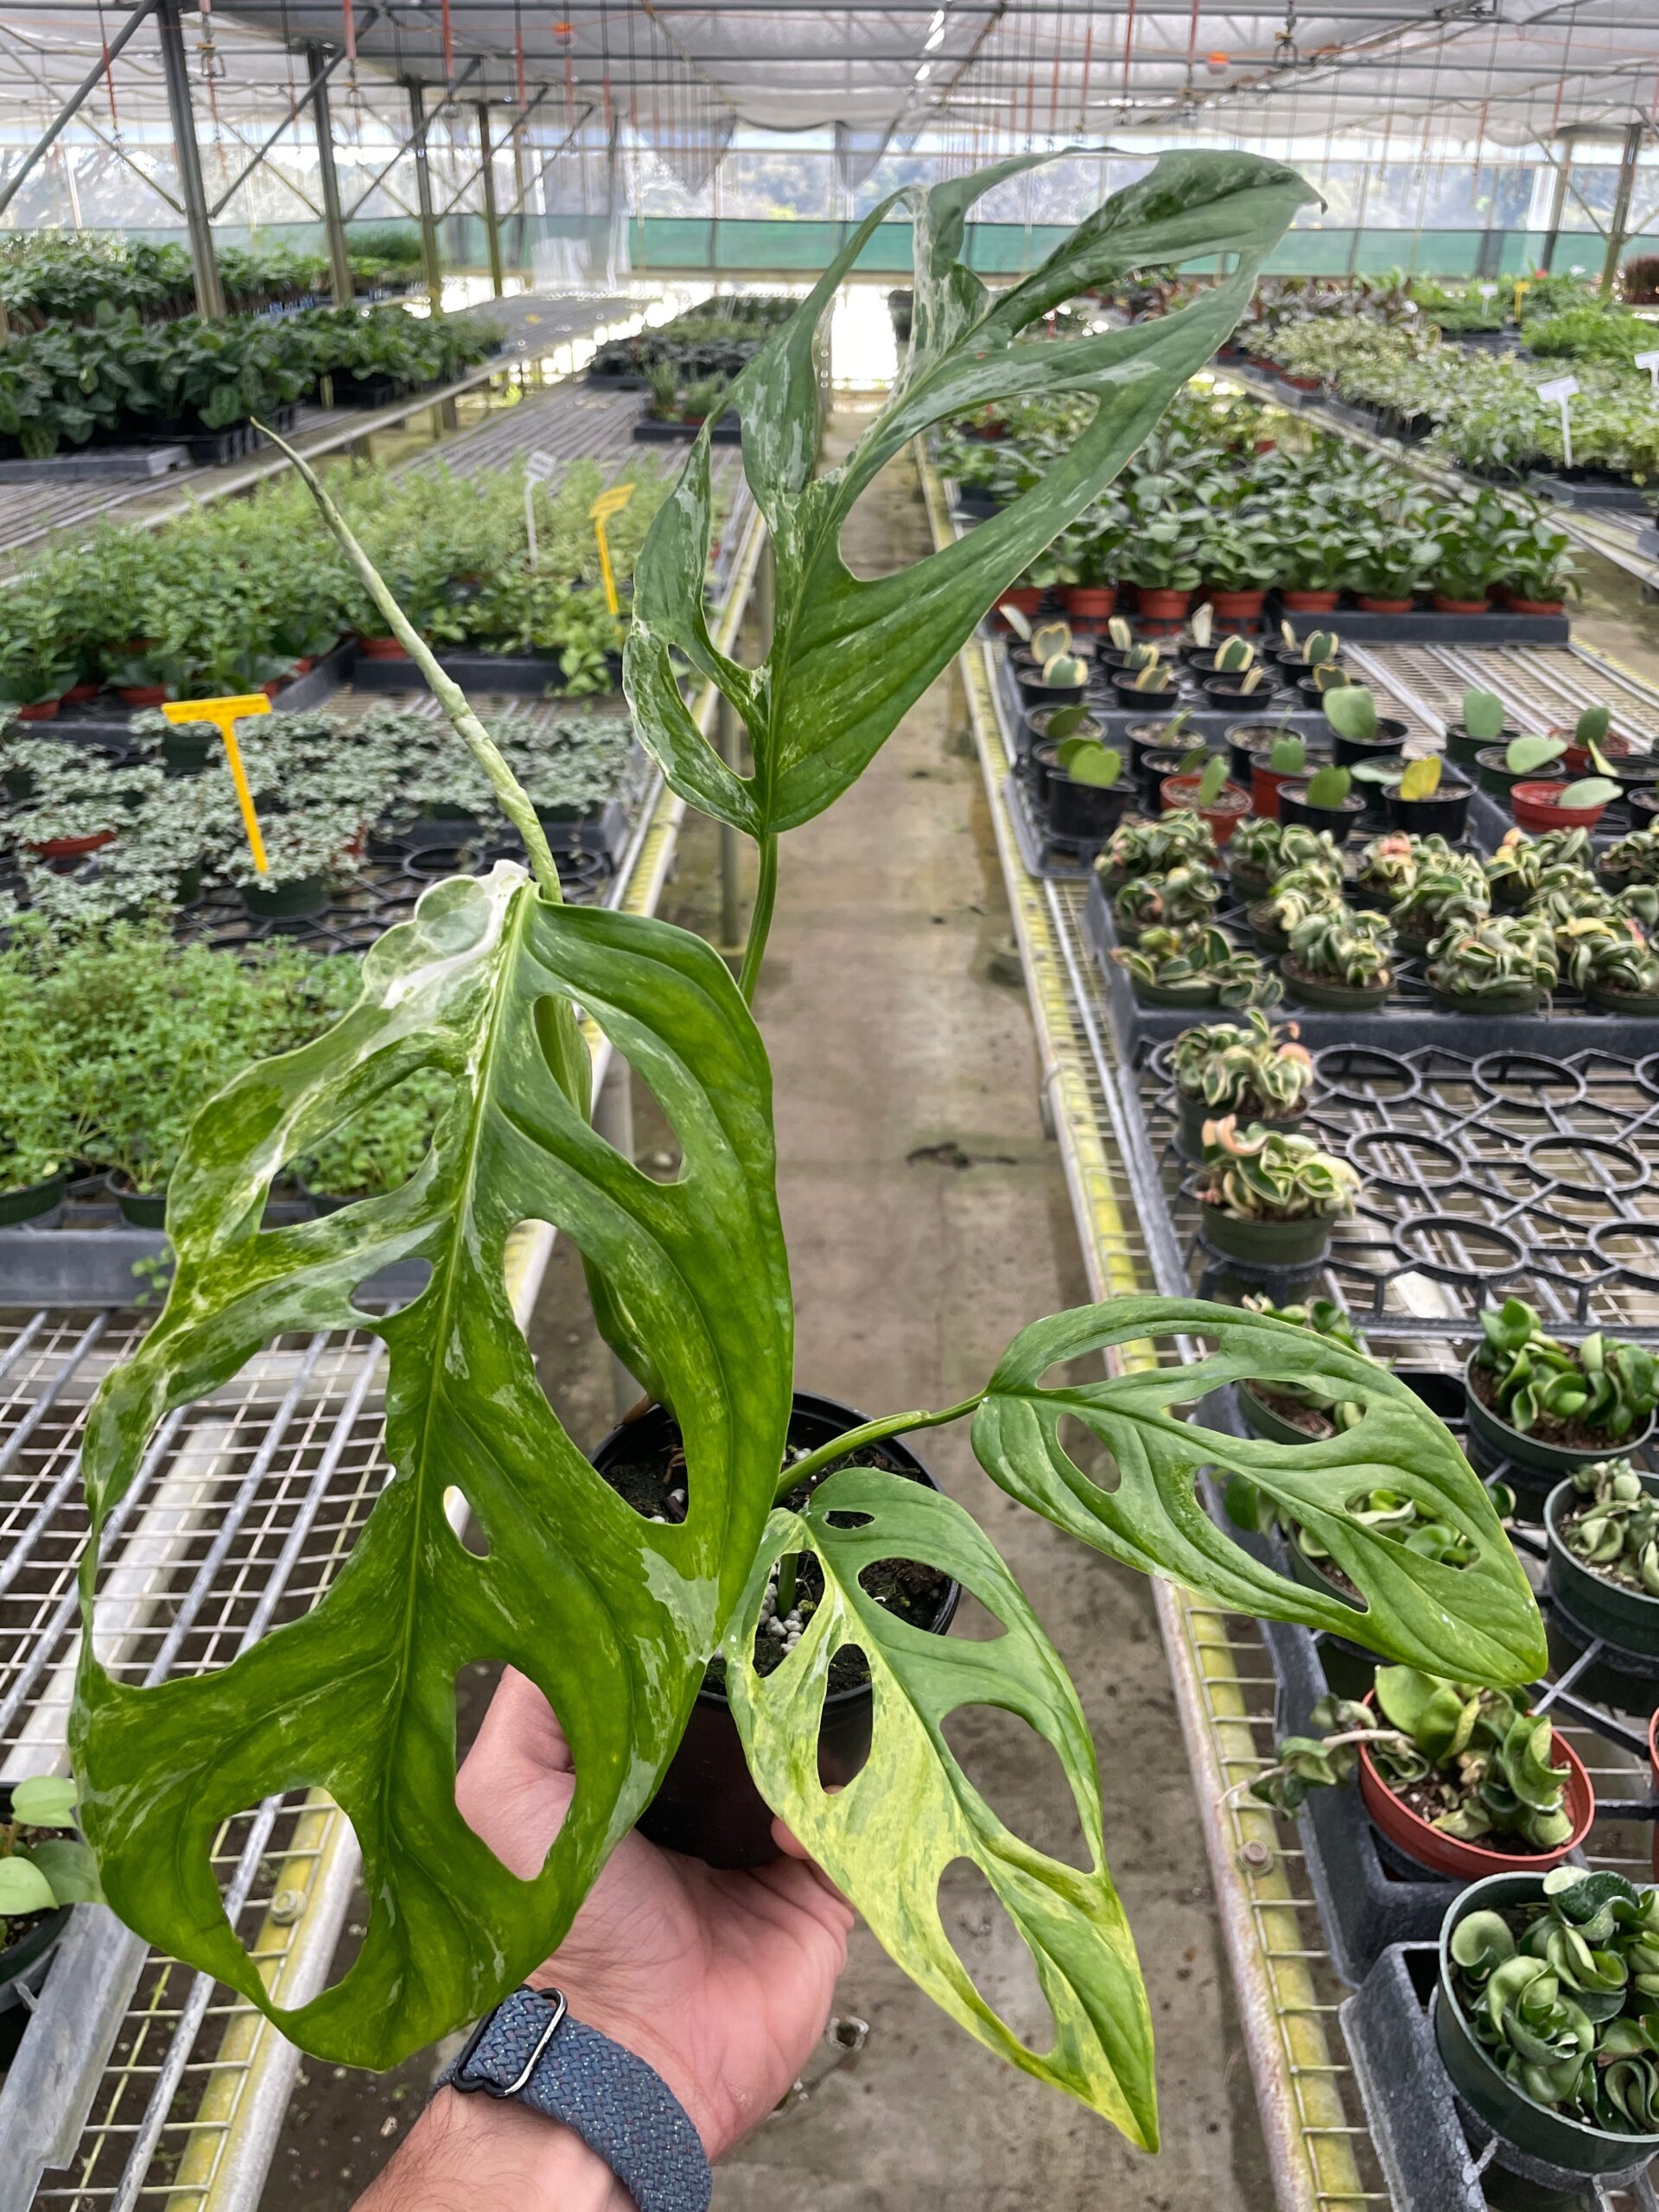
(1112, 922), (1281, 1008)
(1467, 1298), (1659, 1474)
(1478, 728), (1567, 802)
(1114, 862), (1219, 933)
(0, 1775), (102, 1982)
(1279, 762), (1363, 842)
(1322, 683), (1408, 769)
(1598, 827), (1659, 891)
(1098, 807), (1217, 883)
(1545, 1461), (1659, 1663)
(1227, 817), (1344, 898)
(1169, 1007), (1312, 1159)
(1194, 1113), (1358, 1266)
(1564, 918), (1659, 1017)
(1231, 1294), (1372, 1442)
(1390, 850), (1490, 952)
(1426, 913), (1558, 1014)
(1283, 904), (1394, 1011)
(1249, 859), (1345, 955)
(1441, 1870), (1659, 2162)
(1484, 825), (1595, 910)
(1450, 686), (1514, 767)
(1351, 830), (1421, 906)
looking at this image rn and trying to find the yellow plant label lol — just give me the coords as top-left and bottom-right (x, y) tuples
(589, 483), (636, 616)
(162, 692), (271, 874)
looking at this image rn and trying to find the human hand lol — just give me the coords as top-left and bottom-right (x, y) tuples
(454, 1666), (855, 2158)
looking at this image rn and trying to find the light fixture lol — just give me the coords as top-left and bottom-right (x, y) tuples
(914, 60), (932, 81)
(925, 8), (946, 50)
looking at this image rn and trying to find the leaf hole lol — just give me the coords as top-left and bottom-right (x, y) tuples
(349, 1255), (433, 1317)
(213, 1789), (364, 1994)
(938, 1857), (1058, 2059)
(855, 1553), (956, 1631)
(818, 1642), (868, 1790)
(940, 1703), (1095, 1874)
(454, 1665), (572, 1881)
(448, 1489), (489, 1558)
(279, 1065), (455, 1216)
(1056, 1412), (1121, 1495)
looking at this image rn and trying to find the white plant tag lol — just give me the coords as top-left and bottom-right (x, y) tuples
(524, 450), (557, 565)
(1637, 347), (1659, 393)
(1537, 374), (1580, 469)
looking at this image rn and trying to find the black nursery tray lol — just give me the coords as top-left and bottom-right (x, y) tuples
(1270, 601), (1571, 647)
(349, 647), (586, 697)
(632, 409), (742, 447)
(1530, 472), (1652, 515)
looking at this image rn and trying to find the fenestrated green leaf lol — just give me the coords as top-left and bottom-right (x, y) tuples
(968, 1297), (1545, 1685)
(72, 863), (793, 2068)
(625, 150), (1317, 841)
(724, 1467), (1157, 2146)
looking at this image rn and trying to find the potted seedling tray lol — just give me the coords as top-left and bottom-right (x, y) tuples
(1001, 772), (1106, 882)
(1262, 592), (1570, 647)
(349, 643), (620, 698)
(23, 639), (359, 741)
(632, 406), (743, 448)
(1529, 471), (1652, 515)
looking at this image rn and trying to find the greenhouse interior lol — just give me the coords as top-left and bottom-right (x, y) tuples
(22, 4), (1659, 2212)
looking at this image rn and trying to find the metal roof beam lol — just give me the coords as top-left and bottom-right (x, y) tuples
(207, 17), (377, 219)
(0, 0), (158, 219)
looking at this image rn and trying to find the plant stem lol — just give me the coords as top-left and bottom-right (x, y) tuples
(737, 834), (779, 1004)
(259, 423), (564, 904)
(773, 1393), (988, 1504)
(774, 1553), (798, 1616)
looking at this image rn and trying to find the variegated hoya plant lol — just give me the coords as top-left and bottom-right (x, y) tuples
(71, 151), (1545, 2150)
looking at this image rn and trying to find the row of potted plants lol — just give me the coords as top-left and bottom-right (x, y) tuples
(944, 381), (1578, 618)
(0, 300), (501, 461)
(0, 453), (677, 709)
(588, 293), (796, 387)
(0, 702), (637, 925)
(0, 228), (424, 329)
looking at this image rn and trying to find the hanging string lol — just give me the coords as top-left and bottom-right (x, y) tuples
(92, 0), (122, 138)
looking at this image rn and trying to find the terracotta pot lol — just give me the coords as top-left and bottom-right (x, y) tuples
(1159, 772), (1250, 844)
(61, 682), (99, 705)
(29, 829), (115, 861)
(1206, 587), (1266, 628)
(1508, 596), (1564, 617)
(1282, 588), (1340, 613)
(355, 633), (411, 661)
(1510, 778), (1611, 834)
(1250, 759), (1308, 822)
(1432, 595), (1490, 615)
(119, 683), (168, 707)
(1060, 584), (1117, 622)
(993, 588), (1042, 628)
(1355, 594), (1414, 613)
(1283, 372), (1320, 392)
(1135, 586), (1192, 633)
(14, 699), (59, 721)
(1358, 1706), (1593, 1881)
(294, 656), (316, 676)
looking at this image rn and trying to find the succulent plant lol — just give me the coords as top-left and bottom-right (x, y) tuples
(1170, 1007), (1313, 1116)
(1426, 913), (1559, 1001)
(1562, 1459), (1659, 1595)
(1099, 808), (1217, 880)
(1286, 905), (1394, 989)
(1300, 763), (1353, 809)
(1474, 1298), (1658, 1440)
(1352, 831), (1421, 901)
(1239, 1294), (1374, 1430)
(1041, 650), (1089, 690)
(1562, 916), (1659, 1001)
(1111, 924), (1281, 1007)
(1196, 1115), (1358, 1221)
(1449, 1870), (1659, 2133)
(1462, 688), (1509, 741)
(1262, 861), (1345, 936)
(1390, 854), (1491, 945)
(1483, 825), (1595, 907)
(1229, 819), (1344, 883)
(1214, 634), (1255, 672)
(1302, 629), (1340, 665)
(1599, 828), (1659, 887)
(1323, 683), (1382, 743)
(1114, 863), (1219, 933)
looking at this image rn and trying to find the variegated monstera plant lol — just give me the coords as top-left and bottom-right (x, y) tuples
(71, 152), (1545, 2150)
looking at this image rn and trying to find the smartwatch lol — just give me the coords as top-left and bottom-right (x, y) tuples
(442, 1985), (712, 2212)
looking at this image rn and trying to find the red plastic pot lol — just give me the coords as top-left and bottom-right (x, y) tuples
(1250, 759), (1306, 821)
(993, 588), (1042, 629)
(1564, 734), (1633, 774)
(119, 683), (168, 708)
(1283, 372), (1321, 392)
(29, 829), (115, 861)
(15, 699), (59, 722)
(1206, 587), (1266, 629)
(1135, 586), (1192, 632)
(1358, 1720), (1593, 1881)
(1433, 595), (1489, 615)
(1160, 772), (1250, 844)
(61, 682), (99, 705)
(1509, 596), (1564, 617)
(294, 656), (316, 676)
(1282, 588), (1340, 613)
(964, 421), (1007, 442)
(1511, 779), (1611, 833)
(1061, 584), (1117, 623)
(355, 633), (410, 660)
(1356, 594), (1414, 614)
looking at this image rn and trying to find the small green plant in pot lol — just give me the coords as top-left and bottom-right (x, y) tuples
(0, 1775), (103, 1999)
(1323, 683), (1408, 770)
(1033, 702), (1128, 843)
(1282, 905), (1395, 1013)
(1598, 827), (1659, 893)
(1248, 859), (1345, 957)
(66, 156), (1553, 2147)
(1450, 686), (1515, 768)
(1251, 732), (1313, 822)
(1160, 748), (1250, 842)
(1278, 761), (1363, 843)
(1226, 817), (1343, 898)
(1112, 922), (1280, 1008)
(1546, 1461), (1659, 1662)
(1466, 1299), (1659, 1476)
(1168, 1007), (1313, 1160)
(1097, 805), (1217, 886)
(1485, 825), (1595, 911)
(1114, 862), (1219, 935)
(1230, 1294), (1370, 1443)
(1378, 753), (1474, 841)
(1439, 1869), (1659, 2177)
(1565, 917), (1659, 1016)
(1253, 1667), (1590, 1881)
(1195, 1112), (1359, 1267)
(1476, 728), (1566, 801)
(1389, 849), (1490, 952)
(1426, 913), (1558, 1015)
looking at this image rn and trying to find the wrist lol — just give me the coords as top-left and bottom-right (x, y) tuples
(358, 2085), (632, 2212)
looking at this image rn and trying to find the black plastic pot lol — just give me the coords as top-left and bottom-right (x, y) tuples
(1277, 782), (1365, 844)
(1424, 980), (1542, 1017)
(1281, 959), (1390, 1013)
(1546, 1472), (1659, 1658)
(1585, 978), (1659, 1019)
(1200, 1206), (1333, 1268)
(240, 874), (328, 920)
(1445, 723), (1516, 767)
(1474, 745), (1538, 802)
(590, 1392), (960, 1868)
(1436, 1875), (1659, 2180)
(106, 1173), (167, 1229)
(1138, 745), (1203, 804)
(0, 1171), (67, 1227)
(1015, 667), (1092, 715)
(1202, 675), (1281, 709)
(1330, 721), (1409, 770)
(1177, 1090), (1304, 1163)
(1032, 741), (1131, 842)
(0, 1784), (72, 2016)
(402, 803), (486, 851)
(1110, 671), (1179, 712)
(1023, 704), (1103, 760)
(159, 724), (216, 776)
(1628, 787), (1659, 828)
(1463, 1351), (1656, 1476)
(1236, 1379), (1332, 1446)
(1384, 773), (1472, 840)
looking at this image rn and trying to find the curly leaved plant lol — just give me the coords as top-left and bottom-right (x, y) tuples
(71, 152), (1544, 2152)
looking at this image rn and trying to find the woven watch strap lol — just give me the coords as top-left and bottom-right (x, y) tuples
(442, 1986), (712, 2212)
